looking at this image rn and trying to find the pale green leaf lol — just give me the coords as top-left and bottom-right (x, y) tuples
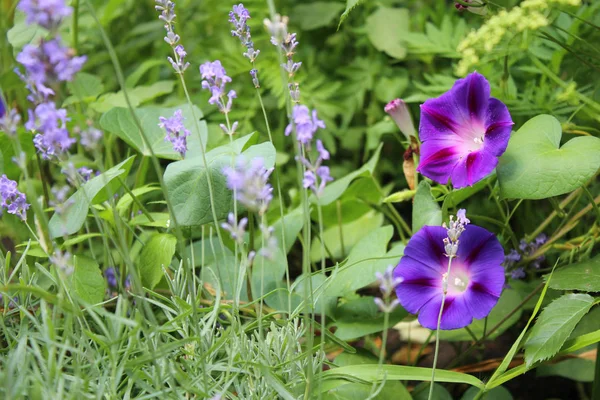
(497, 115), (600, 199)
(546, 254), (600, 292)
(365, 7), (409, 59)
(293, 2), (345, 30)
(72, 256), (106, 304)
(412, 180), (441, 232)
(138, 234), (177, 289)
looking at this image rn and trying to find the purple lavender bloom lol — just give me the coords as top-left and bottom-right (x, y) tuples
(417, 72), (514, 189)
(285, 105), (325, 145)
(511, 267), (526, 280)
(223, 158), (274, 215)
(229, 3), (260, 62)
(0, 97), (4, 117)
(80, 126), (103, 150)
(26, 102), (75, 159)
(168, 44), (190, 73)
(394, 224), (505, 330)
(159, 109), (190, 157)
(77, 167), (94, 182)
(0, 175), (29, 220)
(221, 212), (248, 245)
(200, 61), (235, 113)
(104, 267), (118, 288)
(18, 0), (72, 30)
(16, 38), (86, 98)
(316, 139), (330, 160)
(250, 69), (259, 88)
(0, 107), (22, 137)
(385, 99), (416, 140)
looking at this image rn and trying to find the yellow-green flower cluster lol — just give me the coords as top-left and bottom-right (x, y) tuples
(456, 0), (581, 76)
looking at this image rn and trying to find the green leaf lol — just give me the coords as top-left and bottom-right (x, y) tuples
(65, 72), (105, 104)
(7, 12), (45, 50)
(524, 293), (594, 367)
(271, 207), (304, 254)
(339, 0), (365, 27)
(310, 210), (384, 262)
(332, 296), (408, 340)
(164, 134), (275, 227)
(413, 383), (452, 400)
(72, 256), (106, 304)
(365, 7), (409, 59)
(537, 358), (595, 382)
(100, 104), (207, 160)
(320, 364), (485, 390)
(48, 156), (135, 238)
(497, 115), (600, 199)
(138, 234), (177, 289)
(325, 226), (403, 297)
(314, 145), (382, 206)
(546, 255), (600, 292)
(462, 386), (513, 400)
(412, 180), (442, 233)
(293, 2), (345, 30)
(384, 189), (416, 203)
(116, 185), (160, 216)
(324, 380), (411, 400)
(90, 81), (176, 113)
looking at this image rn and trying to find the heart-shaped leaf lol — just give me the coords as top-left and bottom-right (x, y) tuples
(497, 115), (600, 199)
(99, 104), (207, 160)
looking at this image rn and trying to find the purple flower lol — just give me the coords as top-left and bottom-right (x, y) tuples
(77, 167), (94, 182)
(16, 38), (86, 99)
(285, 105), (325, 145)
(200, 61), (235, 113)
(417, 72), (514, 189)
(511, 267), (526, 280)
(229, 4), (259, 62)
(159, 109), (190, 157)
(221, 212), (248, 245)
(385, 99), (416, 140)
(26, 102), (75, 159)
(223, 158), (273, 215)
(0, 97), (5, 118)
(394, 224), (505, 330)
(0, 174), (30, 221)
(503, 249), (521, 267)
(0, 107), (22, 137)
(168, 44), (190, 73)
(80, 126), (103, 150)
(18, 0), (72, 30)
(104, 267), (118, 288)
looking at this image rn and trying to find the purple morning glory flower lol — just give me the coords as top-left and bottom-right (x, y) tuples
(417, 72), (514, 189)
(385, 98), (416, 140)
(393, 224), (505, 330)
(18, 0), (72, 30)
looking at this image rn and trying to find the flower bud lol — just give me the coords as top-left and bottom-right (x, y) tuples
(384, 99), (416, 140)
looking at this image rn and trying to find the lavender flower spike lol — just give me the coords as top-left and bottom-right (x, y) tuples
(385, 99), (415, 140)
(417, 72), (514, 189)
(223, 158), (274, 215)
(0, 175), (29, 220)
(18, 0), (72, 30)
(0, 107), (22, 137)
(285, 105), (325, 145)
(394, 223), (505, 330)
(159, 109), (190, 157)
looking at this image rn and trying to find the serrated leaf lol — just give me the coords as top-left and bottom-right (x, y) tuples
(412, 180), (441, 232)
(546, 255), (600, 292)
(138, 234), (177, 289)
(524, 293), (594, 367)
(339, 0), (365, 27)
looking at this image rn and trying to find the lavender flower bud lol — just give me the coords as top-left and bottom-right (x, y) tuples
(0, 107), (21, 137)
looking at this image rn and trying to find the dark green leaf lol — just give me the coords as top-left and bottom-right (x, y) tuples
(546, 255), (600, 292)
(412, 180), (442, 232)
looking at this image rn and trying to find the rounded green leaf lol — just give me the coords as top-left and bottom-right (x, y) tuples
(138, 233), (177, 289)
(497, 115), (600, 199)
(72, 256), (106, 304)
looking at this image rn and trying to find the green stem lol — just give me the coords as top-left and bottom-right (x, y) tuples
(72, 0), (80, 51)
(428, 255), (454, 400)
